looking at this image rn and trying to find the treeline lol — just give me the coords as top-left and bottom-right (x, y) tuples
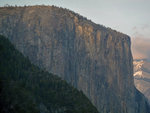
(0, 35), (99, 113)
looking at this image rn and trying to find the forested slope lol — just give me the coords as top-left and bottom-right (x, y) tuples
(0, 35), (98, 113)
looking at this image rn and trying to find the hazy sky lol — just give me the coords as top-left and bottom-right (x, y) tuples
(0, 0), (150, 39)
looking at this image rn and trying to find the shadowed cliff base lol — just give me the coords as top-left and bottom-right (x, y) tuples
(0, 5), (150, 113)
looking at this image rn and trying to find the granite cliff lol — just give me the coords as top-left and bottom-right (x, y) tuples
(0, 6), (149, 113)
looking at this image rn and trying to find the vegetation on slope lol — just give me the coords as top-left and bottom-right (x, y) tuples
(0, 35), (99, 113)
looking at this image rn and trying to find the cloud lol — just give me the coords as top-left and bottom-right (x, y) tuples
(131, 37), (150, 60)
(131, 24), (150, 60)
(132, 24), (150, 39)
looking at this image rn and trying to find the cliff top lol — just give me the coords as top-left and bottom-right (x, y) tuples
(0, 5), (129, 39)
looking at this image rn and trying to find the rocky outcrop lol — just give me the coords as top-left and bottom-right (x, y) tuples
(0, 6), (149, 113)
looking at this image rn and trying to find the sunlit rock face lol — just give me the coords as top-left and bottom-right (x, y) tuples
(0, 6), (150, 113)
(133, 59), (150, 103)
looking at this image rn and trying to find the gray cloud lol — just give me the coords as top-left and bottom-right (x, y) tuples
(132, 25), (150, 39)
(131, 37), (150, 60)
(131, 24), (150, 60)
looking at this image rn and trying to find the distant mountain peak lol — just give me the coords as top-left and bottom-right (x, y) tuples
(133, 59), (150, 103)
(133, 60), (144, 72)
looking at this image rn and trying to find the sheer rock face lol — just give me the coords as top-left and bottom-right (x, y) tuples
(0, 6), (149, 113)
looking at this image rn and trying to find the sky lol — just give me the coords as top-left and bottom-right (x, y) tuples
(0, 0), (150, 59)
(132, 37), (150, 60)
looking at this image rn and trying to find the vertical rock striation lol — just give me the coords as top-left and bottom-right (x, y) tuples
(0, 6), (149, 113)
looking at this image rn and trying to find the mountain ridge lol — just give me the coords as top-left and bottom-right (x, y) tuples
(133, 59), (150, 103)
